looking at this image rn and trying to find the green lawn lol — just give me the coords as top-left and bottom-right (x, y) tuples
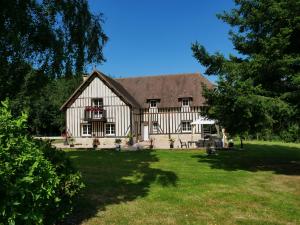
(65, 141), (300, 225)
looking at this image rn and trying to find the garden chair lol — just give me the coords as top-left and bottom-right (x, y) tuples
(179, 139), (187, 148)
(197, 139), (205, 148)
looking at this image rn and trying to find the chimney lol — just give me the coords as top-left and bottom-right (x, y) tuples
(83, 74), (88, 82)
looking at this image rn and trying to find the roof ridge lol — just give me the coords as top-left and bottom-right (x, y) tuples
(115, 72), (201, 80)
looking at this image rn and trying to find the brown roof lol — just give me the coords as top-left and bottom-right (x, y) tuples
(60, 71), (140, 111)
(116, 73), (213, 108)
(101, 73), (140, 108)
(60, 71), (214, 111)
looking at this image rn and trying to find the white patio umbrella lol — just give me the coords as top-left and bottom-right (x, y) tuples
(191, 117), (217, 141)
(191, 117), (216, 125)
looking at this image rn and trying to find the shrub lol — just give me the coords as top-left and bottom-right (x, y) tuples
(114, 138), (122, 144)
(0, 100), (84, 225)
(279, 124), (300, 143)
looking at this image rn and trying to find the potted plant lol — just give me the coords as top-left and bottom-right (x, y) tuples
(69, 137), (75, 147)
(169, 138), (175, 149)
(93, 137), (100, 149)
(127, 132), (134, 146)
(115, 138), (122, 151)
(206, 142), (216, 155)
(149, 138), (154, 149)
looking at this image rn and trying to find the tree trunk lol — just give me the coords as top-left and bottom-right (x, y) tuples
(240, 137), (243, 149)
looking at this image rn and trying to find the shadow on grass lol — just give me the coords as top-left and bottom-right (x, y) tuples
(63, 150), (177, 224)
(192, 143), (300, 175)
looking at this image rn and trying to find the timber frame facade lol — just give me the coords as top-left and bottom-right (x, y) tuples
(60, 70), (213, 145)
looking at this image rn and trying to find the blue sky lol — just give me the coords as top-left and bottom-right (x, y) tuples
(88, 0), (236, 82)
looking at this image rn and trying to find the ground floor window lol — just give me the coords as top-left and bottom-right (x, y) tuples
(182, 121), (191, 132)
(82, 123), (92, 136)
(105, 123), (116, 136)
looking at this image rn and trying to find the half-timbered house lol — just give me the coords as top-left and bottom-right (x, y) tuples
(60, 70), (214, 148)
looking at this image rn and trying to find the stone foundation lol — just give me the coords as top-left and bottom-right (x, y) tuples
(149, 134), (202, 149)
(52, 133), (204, 149)
(72, 137), (129, 149)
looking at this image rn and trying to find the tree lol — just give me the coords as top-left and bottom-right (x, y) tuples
(0, 0), (108, 135)
(11, 73), (82, 135)
(192, 0), (300, 143)
(0, 100), (84, 224)
(0, 0), (108, 99)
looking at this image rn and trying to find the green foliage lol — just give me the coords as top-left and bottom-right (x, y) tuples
(279, 124), (300, 143)
(115, 138), (122, 144)
(0, 0), (107, 79)
(0, 0), (108, 135)
(192, 0), (300, 141)
(0, 100), (84, 225)
(10, 73), (82, 135)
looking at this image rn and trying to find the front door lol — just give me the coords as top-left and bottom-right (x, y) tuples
(143, 124), (149, 141)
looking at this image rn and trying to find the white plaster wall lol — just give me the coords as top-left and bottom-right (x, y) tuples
(66, 77), (131, 137)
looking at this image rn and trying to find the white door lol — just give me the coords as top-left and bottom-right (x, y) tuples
(143, 125), (149, 141)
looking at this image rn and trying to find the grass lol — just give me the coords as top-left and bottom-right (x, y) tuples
(65, 141), (300, 225)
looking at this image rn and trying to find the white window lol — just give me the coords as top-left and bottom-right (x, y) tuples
(105, 123), (116, 136)
(93, 98), (103, 118)
(182, 121), (191, 132)
(150, 100), (157, 108)
(182, 98), (190, 107)
(82, 124), (92, 136)
(153, 122), (158, 133)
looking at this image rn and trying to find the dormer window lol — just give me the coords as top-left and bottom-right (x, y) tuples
(150, 100), (157, 108)
(182, 98), (190, 107)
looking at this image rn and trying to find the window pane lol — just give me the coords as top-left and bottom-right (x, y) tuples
(182, 121), (191, 131)
(150, 100), (157, 108)
(93, 99), (103, 118)
(182, 122), (185, 131)
(93, 98), (103, 107)
(87, 124), (91, 134)
(82, 124), (91, 135)
(106, 124), (115, 135)
(111, 124), (115, 134)
(182, 99), (189, 106)
(105, 124), (110, 134)
(94, 110), (102, 118)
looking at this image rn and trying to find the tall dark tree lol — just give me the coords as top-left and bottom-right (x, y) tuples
(0, 0), (107, 135)
(192, 0), (300, 142)
(0, 0), (108, 99)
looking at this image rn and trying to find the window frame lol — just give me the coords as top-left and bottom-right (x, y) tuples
(82, 123), (92, 137)
(182, 121), (192, 133)
(92, 98), (103, 118)
(93, 98), (103, 107)
(105, 123), (116, 136)
(182, 98), (190, 107)
(149, 100), (157, 108)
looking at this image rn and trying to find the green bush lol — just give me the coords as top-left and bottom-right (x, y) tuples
(279, 124), (300, 143)
(0, 100), (84, 225)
